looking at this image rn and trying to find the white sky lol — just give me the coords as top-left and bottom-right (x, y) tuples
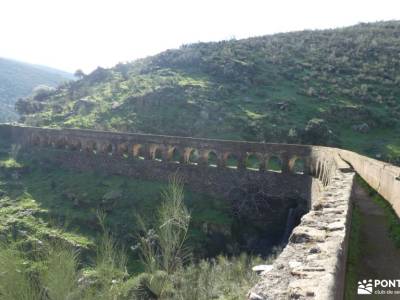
(1, 0), (399, 73)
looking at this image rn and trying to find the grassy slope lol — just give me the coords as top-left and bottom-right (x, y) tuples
(17, 21), (400, 164)
(0, 58), (73, 122)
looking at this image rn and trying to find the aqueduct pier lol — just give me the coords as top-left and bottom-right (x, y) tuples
(0, 124), (399, 300)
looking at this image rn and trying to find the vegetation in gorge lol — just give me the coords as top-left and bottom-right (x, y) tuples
(0, 154), (274, 299)
(0, 140), (282, 299)
(16, 21), (400, 164)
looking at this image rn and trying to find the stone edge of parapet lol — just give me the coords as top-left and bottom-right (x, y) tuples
(248, 166), (355, 300)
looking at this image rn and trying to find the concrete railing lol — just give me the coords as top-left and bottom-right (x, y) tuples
(338, 149), (400, 216)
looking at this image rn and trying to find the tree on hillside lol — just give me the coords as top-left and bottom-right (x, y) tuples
(74, 69), (85, 79)
(32, 85), (55, 101)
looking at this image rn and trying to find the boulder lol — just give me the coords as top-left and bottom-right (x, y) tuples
(111, 101), (123, 110)
(252, 264), (273, 274)
(102, 190), (122, 202)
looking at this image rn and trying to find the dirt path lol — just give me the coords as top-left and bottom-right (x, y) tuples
(352, 182), (400, 299)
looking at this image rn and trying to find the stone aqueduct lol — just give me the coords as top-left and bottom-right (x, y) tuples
(27, 126), (314, 176)
(1, 124), (400, 300)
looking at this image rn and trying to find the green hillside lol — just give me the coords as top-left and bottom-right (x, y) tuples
(0, 58), (73, 122)
(16, 21), (400, 164)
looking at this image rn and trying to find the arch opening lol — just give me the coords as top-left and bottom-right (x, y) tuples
(207, 151), (218, 167)
(40, 136), (49, 147)
(91, 142), (98, 154)
(154, 148), (163, 162)
(85, 141), (97, 154)
(188, 149), (199, 165)
(246, 153), (261, 171)
(225, 153), (238, 169)
(267, 156), (282, 173)
(170, 148), (181, 163)
(118, 144), (129, 159)
(32, 135), (40, 146)
(70, 140), (82, 151)
(55, 138), (67, 149)
(50, 139), (56, 148)
(104, 144), (113, 156)
(133, 144), (145, 160)
(292, 158), (305, 174)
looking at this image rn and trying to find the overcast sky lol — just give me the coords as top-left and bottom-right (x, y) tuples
(1, 0), (399, 73)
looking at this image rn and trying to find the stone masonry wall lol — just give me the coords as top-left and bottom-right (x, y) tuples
(248, 161), (355, 300)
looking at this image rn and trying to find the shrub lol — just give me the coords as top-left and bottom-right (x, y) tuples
(0, 243), (40, 300)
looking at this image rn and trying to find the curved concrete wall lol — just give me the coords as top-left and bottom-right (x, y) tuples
(338, 149), (400, 216)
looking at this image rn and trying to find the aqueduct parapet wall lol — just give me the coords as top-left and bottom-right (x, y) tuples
(1, 124), (399, 300)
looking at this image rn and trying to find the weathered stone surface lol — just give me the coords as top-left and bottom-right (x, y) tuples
(290, 227), (326, 243)
(249, 167), (355, 300)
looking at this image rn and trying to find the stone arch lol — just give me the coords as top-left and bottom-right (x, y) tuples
(132, 144), (144, 159)
(149, 144), (164, 161)
(117, 143), (129, 158)
(55, 137), (67, 149)
(289, 157), (306, 174)
(168, 147), (181, 163)
(92, 142), (98, 154)
(69, 139), (82, 151)
(84, 141), (97, 154)
(246, 153), (262, 171)
(267, 155), (282, 173)
(40, 136), (49, 147)
(102, 143), (114, 156)
(188, 149), (199, 165)
(154, 148), (163, 161)
(31, 135), (40, 146)
(49, 137), (57, 148)
(224, 152), (239, 169)
(207, 150), (218, 167)
(184, 148), (199, 165)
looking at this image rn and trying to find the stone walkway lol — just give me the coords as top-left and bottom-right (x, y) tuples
(351, 182), (400, 299)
